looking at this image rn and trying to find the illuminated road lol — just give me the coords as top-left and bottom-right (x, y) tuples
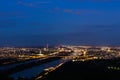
(36, 62), (65, 80)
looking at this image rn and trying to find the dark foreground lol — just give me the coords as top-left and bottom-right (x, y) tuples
(39, 58), (120, 80)
(0, 57), (60, 80)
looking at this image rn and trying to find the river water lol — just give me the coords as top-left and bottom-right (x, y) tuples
(10, 59), (63, 80)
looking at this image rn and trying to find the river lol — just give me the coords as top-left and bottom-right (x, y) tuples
(10, 59), (63, 80)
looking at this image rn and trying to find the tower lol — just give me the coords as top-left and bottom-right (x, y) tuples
(39, 50), (42, 54)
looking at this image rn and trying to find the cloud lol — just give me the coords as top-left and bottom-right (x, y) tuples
(17, 1), (51, 7)
(34, 1), (51, 4)
(47, 7), (81, 15)
(17, 1), (33, 7)
(63, 9), (81, 14)
(50, 7), (101, 15)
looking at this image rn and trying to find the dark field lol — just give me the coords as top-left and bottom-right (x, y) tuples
(40, 59), (120, 80)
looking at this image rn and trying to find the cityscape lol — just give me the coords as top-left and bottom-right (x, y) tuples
(0, 45), (120, 80)
(1, 0), (120, 80)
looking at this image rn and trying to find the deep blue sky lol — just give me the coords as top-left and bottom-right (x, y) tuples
(0, 0), (120, 47)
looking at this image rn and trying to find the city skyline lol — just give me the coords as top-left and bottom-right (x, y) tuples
(0, 0), (120, 46)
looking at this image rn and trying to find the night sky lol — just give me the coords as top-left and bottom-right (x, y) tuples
(0, 0), (120, 47)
